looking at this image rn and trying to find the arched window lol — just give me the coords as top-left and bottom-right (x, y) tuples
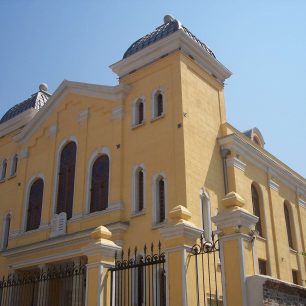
(56, 142), (77, 219)
(10, 154), (18, 176)
(26, 179), (44, 231)
(2, 214), (11, 250)
(154, 175), (166, 223)
(284, 202), (294, 249)
(0, 159), (7, 180)
(251, 184), (263, 237)
(90, 155), (109, 213)
(133, 98), (145, 126)
(133, 167), (144, 213)
(152, 90), (164, 119)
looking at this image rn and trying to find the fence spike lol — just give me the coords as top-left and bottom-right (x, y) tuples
(128, 247), (131, 260)
(144, 244), (147, 256)
(151, 242), (154, 255)
(134, 246), (137, 260)
(158, 240), (161, 255)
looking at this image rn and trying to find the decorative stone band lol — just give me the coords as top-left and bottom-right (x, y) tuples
(78, 108), (90, 122)
(269, 179), (280, 192)
(48, 123), (58, 137)
(226, 157), (246, 172)
(112, 106), (124, 120)
(18, 148), (29, 159)
(298, 198), (306, 209)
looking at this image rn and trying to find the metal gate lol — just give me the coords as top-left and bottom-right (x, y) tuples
(109, 242), (166, 306)
(0, 262), (86, 306)
(189, 233), (222, 306)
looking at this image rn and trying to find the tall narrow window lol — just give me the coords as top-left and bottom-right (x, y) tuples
(158, 177), (165, 223)
(152, 90), (164, 119)
(133, 98), (145, 126)
(1, 159), (7, 180)
(2, 214), (11, 250)
(11, 154), (18, 176)
(56, 142), (77, 219)
(251, 184), (263, 237)
(157, 93), (163, 117)
(134, 167), (144, 213)
(138, 101), (144, 125)
(26, 179), (44, 231)
(284, 202), (294, 249)
(90, 155), (109, 213)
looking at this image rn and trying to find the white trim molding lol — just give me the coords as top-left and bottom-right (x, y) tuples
(79, 108), (90, 123)
(13, 80), (130, 144)
(269, 179), (280, 192)
(218, 132), (306, 197)
(227, 157), (246, 172)
(298, 198), (306, 209)
(212, 208), (258, 231)
(112, 106), (124, 120)
(19, 148), (29, 159)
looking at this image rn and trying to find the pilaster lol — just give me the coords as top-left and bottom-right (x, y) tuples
(159, 205), (202, 306)
(82, 226), (121, 306)
(212, 196), (258, 306)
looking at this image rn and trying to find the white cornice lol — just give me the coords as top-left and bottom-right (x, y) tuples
(227, 157), (246, 172)
(218, 134), (306, 195)
(159, 221), (203, 241)
(298, 198), (306, 209)
(269, 179), (280, 192)
(212, 209), (258, 230)
(0, 108), (37, 138)
(110, 30), (232, 83)
(2, 228), (94, 257)
(13, 80), (130, 144)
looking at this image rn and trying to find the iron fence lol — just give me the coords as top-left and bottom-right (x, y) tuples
(189, 233), (222, 306)
(0, 262), (86, 306)
(109, 241), (166, 306)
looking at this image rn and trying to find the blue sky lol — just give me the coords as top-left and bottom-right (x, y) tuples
(0, 1), (305, 177)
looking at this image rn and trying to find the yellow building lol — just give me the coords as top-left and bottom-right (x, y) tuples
(0, 15), (305, 306)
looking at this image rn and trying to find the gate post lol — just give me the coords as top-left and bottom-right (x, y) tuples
(82, 226), (121, 306)
(160, 205), (202, 306)
(212, 192), (258, 306)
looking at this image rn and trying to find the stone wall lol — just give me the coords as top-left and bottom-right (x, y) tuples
(263, 279), (306, 306)
(246, 275), (306, 306)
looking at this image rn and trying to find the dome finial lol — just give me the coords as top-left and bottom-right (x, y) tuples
(163, 15), (174, 24)
(39, 83), (48, 92)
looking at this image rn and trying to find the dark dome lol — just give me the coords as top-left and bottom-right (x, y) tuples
(0, 89), (50, 124)
(123, 17), (215, 59)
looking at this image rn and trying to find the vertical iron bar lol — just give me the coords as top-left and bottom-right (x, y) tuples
(207, 252), (212, 306)
(110, 270), (113, 306)
(213, 249), (219, 306)
(195, 253), (200, 306)
(202, 252), (207, 306)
